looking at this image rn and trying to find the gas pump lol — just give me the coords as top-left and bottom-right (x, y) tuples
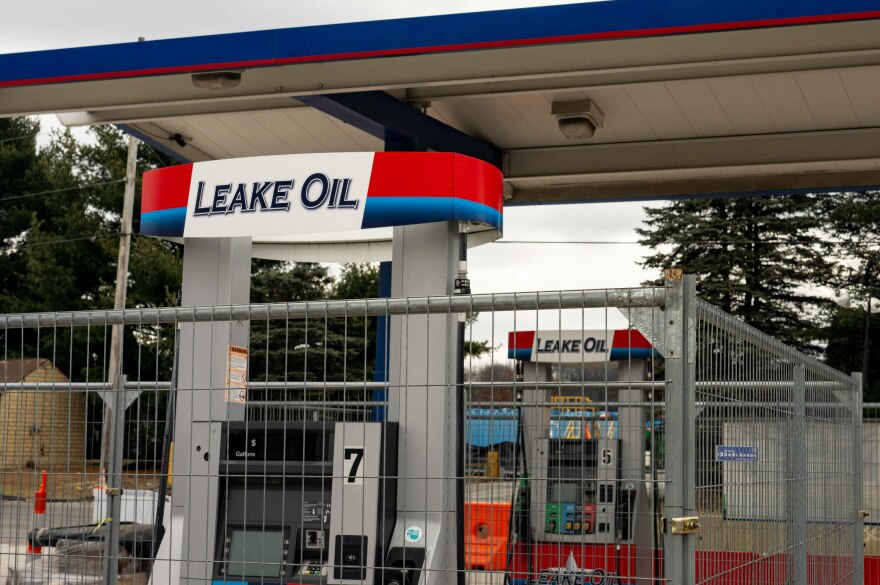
(211, 422), (397, 585)
(508, 328), (659, 584)
(529, 401), (620, 542)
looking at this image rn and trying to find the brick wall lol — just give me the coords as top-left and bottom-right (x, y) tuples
(0, 363), (87, 470)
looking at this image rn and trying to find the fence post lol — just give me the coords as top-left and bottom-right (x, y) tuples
(663, 271), (697, 585)
(788, 364), (807, 585)
(853, 372), (864, 585)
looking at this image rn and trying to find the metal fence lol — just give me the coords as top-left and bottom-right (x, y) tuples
(0, 278), (867, 585)
(863, 403), (880, 581)
(692, 295), (862, 585)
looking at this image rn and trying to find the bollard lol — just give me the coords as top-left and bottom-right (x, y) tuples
(26, 470), (47, 555)
(486, 450), (500, 479)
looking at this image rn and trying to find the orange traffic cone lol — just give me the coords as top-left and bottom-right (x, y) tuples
(27, 470), (47, 554)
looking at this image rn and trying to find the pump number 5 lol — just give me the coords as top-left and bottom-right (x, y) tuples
(601, 449), (612, 466)
(344, 447), (365, 484)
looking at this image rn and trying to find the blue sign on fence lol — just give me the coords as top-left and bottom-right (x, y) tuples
(715, 445), (759, 462)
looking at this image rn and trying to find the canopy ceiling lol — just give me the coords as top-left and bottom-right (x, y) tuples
(2, 3), (880, 203)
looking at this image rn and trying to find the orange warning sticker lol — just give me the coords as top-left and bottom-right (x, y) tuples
(225, 345), (248, 403)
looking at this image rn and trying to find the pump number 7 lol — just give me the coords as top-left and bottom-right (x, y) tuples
(344, 447), (365, 484)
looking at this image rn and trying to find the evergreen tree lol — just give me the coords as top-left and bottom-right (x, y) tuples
(821, 190), (880, 400)
(0, 117), (59, 312)
(637, 195), (831, 351)
(0, 120), (181, 381)
(824, 308), (880, 402)
(463, 311), (492, 358)
(0, 120), (182, 460)
(248, 262), (381, 404)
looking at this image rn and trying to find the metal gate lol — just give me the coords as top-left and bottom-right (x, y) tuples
(0, 277), (864, 585)
(686, 276), (863, 585)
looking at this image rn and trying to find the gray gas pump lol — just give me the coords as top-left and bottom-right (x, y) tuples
(210, 422), (397, 585)
(516, 329), (655, 575)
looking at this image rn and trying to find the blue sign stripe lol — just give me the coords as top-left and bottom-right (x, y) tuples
(608, 347), (657, 361)
(141, 207), (187, 237)
(508, 347), (533, 360)
(454, 199), (504, 232)
(362, 197), (454, 228)
(2, 1), (879, 84)
(361, 197), (502, 230)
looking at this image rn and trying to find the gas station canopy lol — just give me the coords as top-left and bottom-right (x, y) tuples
(2, 1), (880, 203)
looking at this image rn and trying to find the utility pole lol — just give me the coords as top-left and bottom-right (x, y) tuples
(101, 135), (139, 469)
(101, 135), (138, 585)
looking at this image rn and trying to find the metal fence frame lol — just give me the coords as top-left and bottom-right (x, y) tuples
(1, 287), (667, 585)
(684, 274), (863, 585)
(0, 280), (868, 585)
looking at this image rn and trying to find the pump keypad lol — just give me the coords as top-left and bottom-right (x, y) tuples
(545, 503), (596, 534)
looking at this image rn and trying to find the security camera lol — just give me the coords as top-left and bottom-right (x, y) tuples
(552, 99), (604, 140)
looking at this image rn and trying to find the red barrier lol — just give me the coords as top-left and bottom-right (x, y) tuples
(866, 555), (880, 583)
(502, 542), (878, 585)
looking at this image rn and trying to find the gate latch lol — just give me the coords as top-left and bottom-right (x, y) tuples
(859, 510), (870, 519)
(669, 516), (701, 534)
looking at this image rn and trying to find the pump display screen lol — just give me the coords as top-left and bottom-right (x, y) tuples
(226, 529), (285, 578)
(550, 482), (579, 503)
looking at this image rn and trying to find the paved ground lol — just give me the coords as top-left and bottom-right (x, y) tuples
(0, 488), (875, 583)
(0, 500), (93, 545)
(0, 543), (29, 584)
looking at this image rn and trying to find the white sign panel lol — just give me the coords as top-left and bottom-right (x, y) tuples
(185, 153), (374, 239)
(531, 331), (611, 364)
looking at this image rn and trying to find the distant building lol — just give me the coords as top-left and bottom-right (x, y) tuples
(0, 359), (86, 470)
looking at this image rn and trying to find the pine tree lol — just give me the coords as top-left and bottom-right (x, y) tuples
(0, 117), (54, 312)
(0, 120), (183, 460)
(248, 262), (381, 405)
(636, 195), (831, 351)
(821, 190), (880, 400)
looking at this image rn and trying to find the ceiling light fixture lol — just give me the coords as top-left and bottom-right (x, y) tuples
(552, 99), (604, 140)
(191, 71), (243, 90)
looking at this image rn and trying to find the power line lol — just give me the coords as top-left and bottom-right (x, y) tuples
(495, 240), (641, 245)
(0, 232), (120, 254)
(0, 132), (43, 144)
(495, 239), (873, 245)
(0, 179), (126, 203)
(1, 229), (181, 255)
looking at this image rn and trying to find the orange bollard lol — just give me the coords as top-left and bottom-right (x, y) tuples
(464, 501), (512, 571)
(27, 470), (47, 554)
